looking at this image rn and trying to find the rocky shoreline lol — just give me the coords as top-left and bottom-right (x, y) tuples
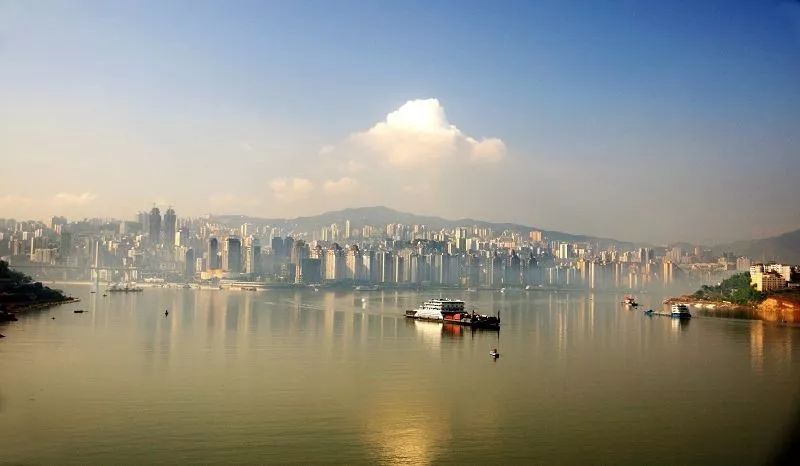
(0, 296), (81, 323)
(665, 294), (800, 323)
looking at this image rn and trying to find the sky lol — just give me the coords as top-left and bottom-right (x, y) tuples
(1, 0), (799, 245)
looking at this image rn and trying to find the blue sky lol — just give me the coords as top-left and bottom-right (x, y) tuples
(1, 0), (799, 244)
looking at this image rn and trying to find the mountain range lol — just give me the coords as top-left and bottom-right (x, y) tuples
(212, 206), (800, 263)
(713, 229), (800, 265)
(212, 206), (635, 249)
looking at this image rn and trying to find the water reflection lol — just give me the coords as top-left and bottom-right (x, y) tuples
(3, 286), (800, 465)
(751, 322), (764, 373)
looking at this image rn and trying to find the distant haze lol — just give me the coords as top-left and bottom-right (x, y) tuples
(1, 1), (799, 244)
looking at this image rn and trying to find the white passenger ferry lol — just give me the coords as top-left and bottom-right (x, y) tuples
(670, 304), (692, 319)
(405, 298), (500, 329)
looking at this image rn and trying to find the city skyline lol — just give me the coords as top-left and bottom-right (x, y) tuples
(2, 1), (800, 244)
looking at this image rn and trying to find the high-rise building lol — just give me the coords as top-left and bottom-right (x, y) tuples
(345, 245), (361, 280)
(344, 220), (351, 239)
(283, 237), (294, 259)
(175, 227), (189, 247)
(271, 237), (284, 257)
(59, 231), (72, 260)
(184, 248), (195, 277)
(207, 238), (220, 270)
(736, 257), (752, 272)
(240, 223), (253, 238)
(148, 207), (161, 244)
(224, 237), (242, 274)
(505, 250), (521, 285)
(325, 243), (344, 281)
(291, 240), (308, 266)
(163, 207), (176, 246)
(244, 237), (261, 275)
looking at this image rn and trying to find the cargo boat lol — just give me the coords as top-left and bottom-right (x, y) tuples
(404, 298), (500, 330)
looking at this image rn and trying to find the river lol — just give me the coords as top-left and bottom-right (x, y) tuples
(1, 286), (799, 464)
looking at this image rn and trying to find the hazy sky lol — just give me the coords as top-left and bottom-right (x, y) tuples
(1, 0), (799, 244)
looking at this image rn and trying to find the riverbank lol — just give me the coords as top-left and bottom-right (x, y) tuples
(0, 296), (80, 322)
(666, 292), (800, 323)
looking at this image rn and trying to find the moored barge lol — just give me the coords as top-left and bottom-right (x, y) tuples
(405, 298), (500, 330)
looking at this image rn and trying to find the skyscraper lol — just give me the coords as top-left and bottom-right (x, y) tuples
(185, 248), (195, 277)
(148, 207), (161, 244)
(271, 236), (284, 257)
(224, 237), (242, 274)
(208, 238), (220, 270)
(163, 207), (176, 246)
(244, 236), (261, 275)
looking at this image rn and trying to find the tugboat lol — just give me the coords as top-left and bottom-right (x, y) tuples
(405, 299), (500, 330)
(671, 304), (692, 319)
(622, 296), (639, 307)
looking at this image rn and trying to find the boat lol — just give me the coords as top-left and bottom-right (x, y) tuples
(354, 285), (380, 291)
(108, 283), (144, 293)
(622, 296), (639, 307)
(644, 309), (654, 315)
(671, 304), (692, 319)
(404, 298), (500, 330)
(490, 350), (500, 358)
(73, 309), (85, 314)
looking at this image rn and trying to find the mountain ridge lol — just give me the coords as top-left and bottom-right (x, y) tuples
(211, 205), (636, 248)
(712, 228), (800, 264)
(211, 206), (800, 263)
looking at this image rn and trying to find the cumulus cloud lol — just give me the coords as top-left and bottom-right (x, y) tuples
(348, 98), (506, 168)
(270, 177), (314, 201)
(323, 177), (359, 195)
(52, 192), (96, 205)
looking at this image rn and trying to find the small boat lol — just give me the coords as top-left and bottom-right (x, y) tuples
(671, 304), (691, 319)
(490, 350), (500, 358)
(622, 296), (639, 307)
(73, 310), (85, 314)
(108, 283), (144, 293)
(90, 291), (96, 294)
(354, 285), (380, 291)
(644, 309), (654, 315)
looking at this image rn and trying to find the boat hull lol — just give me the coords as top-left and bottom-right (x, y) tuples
(405, 313), (500, 330)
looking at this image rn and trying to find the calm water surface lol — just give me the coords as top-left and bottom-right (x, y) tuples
(2, 286), (799, 464)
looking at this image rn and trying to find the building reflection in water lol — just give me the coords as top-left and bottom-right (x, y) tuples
(670, 318), (690, 333)
(750, 322), (764, 373)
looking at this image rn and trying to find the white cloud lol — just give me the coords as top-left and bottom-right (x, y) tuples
(270, 177), (314, 201)
(52, 192), (96, 205)
(323, 177), (359, 195)
(349, 98), (506, 168)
